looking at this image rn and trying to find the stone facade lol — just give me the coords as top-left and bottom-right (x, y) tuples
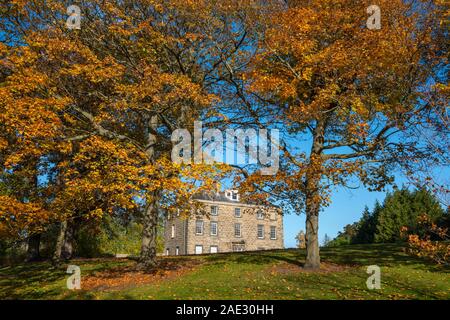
(163, 191), (284, 255)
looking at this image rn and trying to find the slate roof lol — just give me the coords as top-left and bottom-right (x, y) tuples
(192, 191), (279, 209)
(192, 191), (239, 203)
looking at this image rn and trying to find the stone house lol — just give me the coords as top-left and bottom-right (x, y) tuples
(163, 190), (284, 255)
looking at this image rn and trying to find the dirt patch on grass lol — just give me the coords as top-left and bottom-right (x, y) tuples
(270, 261), (353, 275)
(81, 258), (202, 291)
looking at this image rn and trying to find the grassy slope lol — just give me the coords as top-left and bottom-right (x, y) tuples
(0, 244), (448, 300)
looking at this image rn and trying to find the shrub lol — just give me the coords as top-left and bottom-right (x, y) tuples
(404, 214), (449, 266)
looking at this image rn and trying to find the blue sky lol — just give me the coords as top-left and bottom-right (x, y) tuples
(282, 185), (388, 248)
(282, 167), (448, 248)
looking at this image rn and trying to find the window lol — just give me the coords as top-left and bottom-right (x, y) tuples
(257, 224), (264, 239)
(234, 223), (241, 237)
(234, 208), (241, 218)
(270, 226), (277, 240)
(232, 244), (245, 252)
(171, 224), (175, 238)
(166, 248), (170, 256)
(195, 245), (203, 254)
(210, 222), (218, 236)
(175, 246), (179, 255)
(210, 246), (218, 254)
(210, 206), (218, 216)
(257, 210), (264, 220)
(232, 192), (238, 200)
(195, 220), (204, 235)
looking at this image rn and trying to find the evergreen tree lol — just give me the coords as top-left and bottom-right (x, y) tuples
(329, 188), (446, 245)
(354, 206), (376, 244)
(327, 222), (359, 246)
(374, 188), (444, 243)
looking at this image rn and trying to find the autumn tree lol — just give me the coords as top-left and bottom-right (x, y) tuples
(401, 0), (449, 207)
(0, 40), (61, 260)
(0, 0), (259, 268)
(238, 0), (448, 268)
(295, 230), (306, 248)
(404, 213), (449, 266)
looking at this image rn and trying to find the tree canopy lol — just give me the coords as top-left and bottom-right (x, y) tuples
(0, 0), (448, 269)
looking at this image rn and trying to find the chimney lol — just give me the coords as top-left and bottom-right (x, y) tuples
(212, 181), (220, 195)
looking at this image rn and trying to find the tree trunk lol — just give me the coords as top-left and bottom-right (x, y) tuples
(53, 219), (77, 263)
(26, 234), (41, 262)
(304, 173), (322, 269)
(138, 198), (159, 270)
(138, 115), (159, 271)
(303, 117), (326, 270)
(61, 220), (76, 260)
(52, 220), (67, 266)
(304, 205), (320, 269)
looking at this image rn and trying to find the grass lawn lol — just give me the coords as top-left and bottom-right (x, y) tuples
(0, 243), (448, 300)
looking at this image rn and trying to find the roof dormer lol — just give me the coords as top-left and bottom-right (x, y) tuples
(225, 190), (239, 201)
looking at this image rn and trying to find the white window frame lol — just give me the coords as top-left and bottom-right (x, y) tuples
(210, 221), (218, 236)
(210, 245), (218, 254)
(171, 224), (175, 238)
(234, 223), (241, 238)
(234, 207), (241, 218)
(175, 246), (179, 255)
(210, 205), (218, 216)
(195, 220), (204, 235)
(195, 245), (203, 255)
(270, 226), (277, 240)
(257, 224), (264, 239)
(166, 248), (170, 256)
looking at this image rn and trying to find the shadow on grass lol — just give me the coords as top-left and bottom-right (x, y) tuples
(0, 255), (206, 299)
(282, 271), (444, 300)
(320, 243), (448, 272)
(0, 258), (139, 299)
(0, 261), (67, 299)
(203, 249), (304, 267)
(202, 243), (447, 273)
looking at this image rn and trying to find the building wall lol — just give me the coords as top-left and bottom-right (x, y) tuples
(163, 215), (188, 256)
(164, 200), (283, 255)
